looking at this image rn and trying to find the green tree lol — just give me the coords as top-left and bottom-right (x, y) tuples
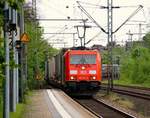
(143, 33), (150, 48)
(24, 5), (58, 89)
(120, 46), (150, 87)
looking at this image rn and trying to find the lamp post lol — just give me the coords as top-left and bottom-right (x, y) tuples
(75, 19), (91, 47)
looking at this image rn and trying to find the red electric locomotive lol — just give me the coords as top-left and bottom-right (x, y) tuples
(45, 47), (102, 94)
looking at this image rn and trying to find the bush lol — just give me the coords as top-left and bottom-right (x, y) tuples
(120, 47), (150, 86)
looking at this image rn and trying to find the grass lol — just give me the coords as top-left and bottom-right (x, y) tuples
(0, 88), (3, 118)
(117, 100), (134, 109)
(0, 77), (4, 118)
(96, 92), (134, 110)
(0, 90), (33, 118)
(0, 102), (2, 118)
(10, 90), (33, 118)
(114, 78), (150, 88)
(24, 90), (33, 104)
(10, 104), (25, 118)
(102, 78), (150, 88)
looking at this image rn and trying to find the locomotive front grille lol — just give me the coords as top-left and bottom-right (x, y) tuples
(78, 76), (89, 81)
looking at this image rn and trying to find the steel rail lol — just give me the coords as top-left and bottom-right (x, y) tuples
(75, 98), (136, 118)
(101, 84), (150, 100)
(93, 98), (136, 118)
(74, 99), (103, 118)
(112, 88), (150, 100)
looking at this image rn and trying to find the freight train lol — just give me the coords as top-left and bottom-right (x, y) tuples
(45, 47), (102, 94)
(102, 64), (120, 80)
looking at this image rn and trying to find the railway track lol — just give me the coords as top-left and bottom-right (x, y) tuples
(111, 84), (150, 91)
(111, 88), (150, 100)
(101, 84), (150, 100)
(75, 97), (136, 118)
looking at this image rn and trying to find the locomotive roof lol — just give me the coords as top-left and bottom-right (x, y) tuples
(56, 47), (100, 57)
(61, 46), (94, 51)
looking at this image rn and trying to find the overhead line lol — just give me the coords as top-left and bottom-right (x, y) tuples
(77, 1), (107, 34)
(85, 31), (102, 45)
(125, 23), (147, 25)
(126, 33), (146, 35)
(113, 5), (143, 33)
(129, 20), (146, 22)
(25, 18), (86, 21)
(77, 1), (138, 8)
(43, 33), (77, 34)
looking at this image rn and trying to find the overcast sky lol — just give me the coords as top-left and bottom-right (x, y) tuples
(26, 0), (150, 48)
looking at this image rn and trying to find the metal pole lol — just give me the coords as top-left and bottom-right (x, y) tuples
(20, 2), (25, 102)
(24, 41), (27, 82)
(83, 20), (86, 47)
(127, 31), (130, 50)
(80, 37), (83, 47)
(24, 0), (28, 85)
(15, 11), (19, 104)
(110, 0), (114, 89)
(73, 33), (75, 47)
(12, 9), (16, 112)
(15, 50), (19, 103)
(33, 0), (38, 81)
(76, 27), (83, 47)
(107, 0), (113, 94)
(139, 23), (142, 41)
(4, 2), (10, 118)
(127, 30), (133, 49)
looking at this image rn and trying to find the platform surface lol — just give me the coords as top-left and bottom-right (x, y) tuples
(23, 89), (98, 118)
(23, 90), (53, 118)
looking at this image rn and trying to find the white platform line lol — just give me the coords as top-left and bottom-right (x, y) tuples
(47, 90), (72, 118)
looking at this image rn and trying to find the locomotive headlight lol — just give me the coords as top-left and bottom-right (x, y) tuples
(92, 76), (96, 80)
(70, 70), (77, 74)
(89, 70), (96, 74)
(70, 76), (74, 80)
(82, 66), (85, 70)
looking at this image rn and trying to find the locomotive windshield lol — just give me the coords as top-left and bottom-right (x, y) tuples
(70, 54), (96, 64)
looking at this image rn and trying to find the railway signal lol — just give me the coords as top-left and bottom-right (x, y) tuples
(20, 33), (30, 43)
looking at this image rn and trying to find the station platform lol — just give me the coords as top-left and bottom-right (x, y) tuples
(23, 89), (98, 118)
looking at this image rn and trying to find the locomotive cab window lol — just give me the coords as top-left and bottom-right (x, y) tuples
(70, 54), (96, 64)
